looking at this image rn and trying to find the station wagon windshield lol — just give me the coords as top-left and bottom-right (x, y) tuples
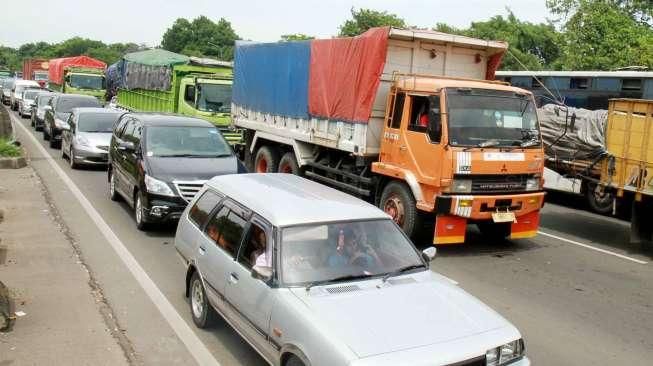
(196, 83), (231, 113)
(280, 219), (425, 286)
(145, 126), (232, 158)
(446, 88), (540, 148)
(69, 74), (104, 90)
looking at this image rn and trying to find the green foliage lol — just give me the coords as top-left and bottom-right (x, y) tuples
(280, 34), (314, 41)
(339, 8), (406, 37)
(161, 16), (240, 61)
(0, 139), (21, 158)
(547, 0), (653, 24)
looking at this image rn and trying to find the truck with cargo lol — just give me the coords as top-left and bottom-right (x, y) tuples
(48, 56), (106, 102)
(599, 99), (653, 248)
(108, 49), (240, 144)
(22, 58), (49, 87)
(232, 27), (546, 244)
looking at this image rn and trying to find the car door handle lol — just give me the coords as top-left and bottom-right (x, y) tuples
(198, 246), (206, 255)
(229, 273), (239, 284)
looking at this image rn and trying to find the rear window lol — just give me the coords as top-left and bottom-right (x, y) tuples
(38, 95), (54, 106)
(78, 113), (122, 133)
(188, 190), (222, 228)
(23, 90), (41, 99)
(57, 97), (100, 113)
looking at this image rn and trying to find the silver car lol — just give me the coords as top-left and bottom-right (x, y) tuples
(31, 92), (56, 130)
(61, 107), (124, 168)
(175, 174), (530, 366)
(18, 88), (44, 118)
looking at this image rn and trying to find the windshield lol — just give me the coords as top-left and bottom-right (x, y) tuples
(69, 74), (104, 90)
(38, 95), (53, 107)
(23, 90), (40, 100)
(446, 88), (540, 148)
(145, 126), (232, 157)
(34, 72), (48, 81)
(280, 220), (424, 286)
(78, 113), (120, 133)
(196, 83), (231, 113)
(56, 98), (101, 113)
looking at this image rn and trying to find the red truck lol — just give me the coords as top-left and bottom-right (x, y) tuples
(23, 58), (49, 87)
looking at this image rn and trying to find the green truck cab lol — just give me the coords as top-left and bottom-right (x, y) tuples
(50, 67), (106, 101)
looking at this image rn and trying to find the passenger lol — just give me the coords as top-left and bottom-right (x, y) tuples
(206, 224), (220, 243)
(327, 228), (375, 269)
(250, 228), (269, 267)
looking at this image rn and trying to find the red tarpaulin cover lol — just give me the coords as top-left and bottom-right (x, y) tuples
(48, 56), (106, 84)
(308, 27), (389, 123)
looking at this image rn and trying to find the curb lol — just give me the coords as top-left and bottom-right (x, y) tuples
(0, 155), (27, 169)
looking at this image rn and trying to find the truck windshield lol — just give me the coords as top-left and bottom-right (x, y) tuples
(69, 75), (104, 90)
(34, 72), (48, 81)
(196, 83), (231, 113)
(146, 126), (233, 158)
(446, 88), (540, 148)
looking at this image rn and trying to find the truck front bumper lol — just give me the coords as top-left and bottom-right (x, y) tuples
(433, 192), (545, 244)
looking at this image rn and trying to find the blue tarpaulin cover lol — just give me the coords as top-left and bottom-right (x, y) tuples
(233, 41), (310, 118)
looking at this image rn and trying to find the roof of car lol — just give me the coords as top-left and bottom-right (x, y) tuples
(205, 174), (389, 227)
(14, 80), (40, 86)
(128, 113), (215, 127)
(72, 107), (122, 114)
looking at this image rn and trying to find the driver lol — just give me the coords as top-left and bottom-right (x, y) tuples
(326, 228), (375, 270)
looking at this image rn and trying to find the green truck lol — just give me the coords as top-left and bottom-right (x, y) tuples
(48, 56), (107, 102)
(108, 49), (240, 143)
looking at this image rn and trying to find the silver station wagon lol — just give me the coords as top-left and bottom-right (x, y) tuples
(175, 174), (530, 366)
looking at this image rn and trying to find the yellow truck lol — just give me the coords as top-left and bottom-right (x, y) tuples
(600, 99), (653, 247)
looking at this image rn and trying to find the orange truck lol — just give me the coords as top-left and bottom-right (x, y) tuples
(232, 27), (545, 244)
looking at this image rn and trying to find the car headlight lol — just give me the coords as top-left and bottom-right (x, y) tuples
(75, 135), (90, 147)
(525, 177), (541, 191)
(144, 175), (175, 196)
(450, 179), (472, 193)
(486, 339), (525, 366)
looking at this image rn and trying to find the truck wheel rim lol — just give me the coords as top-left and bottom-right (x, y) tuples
(191, 280), (204, 318)
(256, 158), (268, 173)
(279, 162), (292, 173)
(384, 195), (405, 226)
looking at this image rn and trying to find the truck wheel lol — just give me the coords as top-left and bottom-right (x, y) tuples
(278, 152), (300, 175)
(254, 146), (279, 173)
(585, 183), (613, 215)
(380, 181), (420, 239)
(477, 222), (511, 241)
(190, 272), (217, 328)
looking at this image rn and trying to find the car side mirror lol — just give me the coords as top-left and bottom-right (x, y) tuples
(118, 141), (135, 152)
(252, 265), (273, 282)
(422, 247), (437, 262)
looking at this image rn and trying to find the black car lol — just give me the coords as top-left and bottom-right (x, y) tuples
(108, 113), (246, 230)
(44, 94), (101, 148)
(31, 91), (55, 131)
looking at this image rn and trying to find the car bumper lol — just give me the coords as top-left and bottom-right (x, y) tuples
(143, 194), (188, 223)
(72, 147), (110, 165)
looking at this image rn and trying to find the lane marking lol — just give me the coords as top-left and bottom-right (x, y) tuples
(538, 230), (648, 265)
(10, 110), (221, 366)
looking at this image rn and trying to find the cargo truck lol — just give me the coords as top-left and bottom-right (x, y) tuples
(23, 58), (49, 87)
(109, 49), (240, 144)
(48, 56), (107, 101)
(232, 27), (546, 244)
(599, 99), (653, 248)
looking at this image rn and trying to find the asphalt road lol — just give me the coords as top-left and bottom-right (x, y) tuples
(7, 106), (653, 366)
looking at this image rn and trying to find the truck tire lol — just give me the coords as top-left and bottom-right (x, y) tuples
(278, 152), (300, 175)
(380, 181), (420, 239)
(585, 182), (613, 215)
(254, 146), (279, 173)
(477, 222), (511, 241)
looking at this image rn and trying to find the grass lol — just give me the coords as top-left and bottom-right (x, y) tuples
(0, 139), (21, 158)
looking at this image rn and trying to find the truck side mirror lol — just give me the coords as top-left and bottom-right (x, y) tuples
(185, 85), (196, 103)
(427, 95), (442, 143)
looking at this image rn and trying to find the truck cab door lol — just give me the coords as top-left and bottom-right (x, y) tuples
(402, 94), (444, 185)
(379, 90), (407, 167)
(179, 79), (196, 117)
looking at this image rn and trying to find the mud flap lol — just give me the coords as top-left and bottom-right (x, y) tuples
(510, 210), (540, 239)
(434, 215), (467, 244)
(0, 281), (15, 332)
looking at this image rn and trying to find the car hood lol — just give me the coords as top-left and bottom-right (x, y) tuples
(145, 155), (239, 182)
(56, 112), (71, 121)
(77, 132), (111, 148)
(290, 271), (517, 358)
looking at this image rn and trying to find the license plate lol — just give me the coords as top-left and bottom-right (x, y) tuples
(492, 212), (516, 223)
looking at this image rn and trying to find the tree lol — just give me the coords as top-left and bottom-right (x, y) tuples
(547, 0), (653, 24)
(338, 8), (406, 37)
(280, 34), (314, 41)
(161, 16), (240, 60)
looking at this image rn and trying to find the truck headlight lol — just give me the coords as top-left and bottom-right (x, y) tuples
(451, 179), (472, 193)
(486, 339), (525, 366)
(144, 175), (175, 196)
(525, 177), (541, 191)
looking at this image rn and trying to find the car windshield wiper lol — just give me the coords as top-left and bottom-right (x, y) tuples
(306, 273), (374, 291)
(464, 139), (500, 151)
(156, 153), (219, 158)
(382, 264), (425, 283)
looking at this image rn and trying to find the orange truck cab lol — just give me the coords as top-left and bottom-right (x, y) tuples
(373, 75), (545, 244)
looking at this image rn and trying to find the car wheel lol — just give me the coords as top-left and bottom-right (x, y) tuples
(43, 126), (50, 141)
(108, 170), (120, 202)
(284, 355), (306, 366)
(134, 192), (148, 231)
(278, 152), (300, 175)
(380, 181), (420, 239)
(190, 271), (216, 328)
(69, 146), (78, 169)
(254, 145), (280, 173)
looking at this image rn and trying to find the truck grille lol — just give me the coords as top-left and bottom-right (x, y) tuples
(460, 174), (531, 193)
(173, 181), (206, 202)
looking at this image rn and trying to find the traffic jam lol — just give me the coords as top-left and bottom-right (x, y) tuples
(1, 26), (652, 366)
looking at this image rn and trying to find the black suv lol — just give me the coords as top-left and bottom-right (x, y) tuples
(108, 113), (246, 230)
(44, 94), (101, 148)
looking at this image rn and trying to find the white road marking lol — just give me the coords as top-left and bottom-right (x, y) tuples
(538, 230), (648, 265)
(10, 111), (221, 366)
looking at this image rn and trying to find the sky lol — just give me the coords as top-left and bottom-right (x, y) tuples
(1, 0), (552, 48)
